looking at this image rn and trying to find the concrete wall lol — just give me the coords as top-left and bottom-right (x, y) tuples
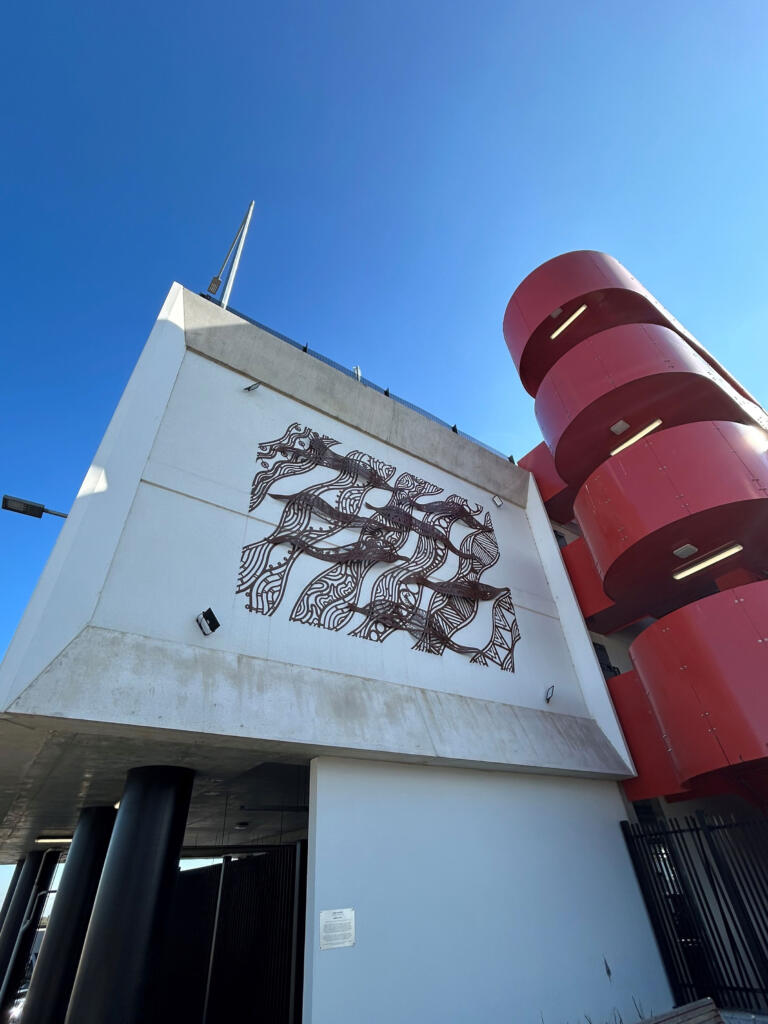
(0, 285), (632, 778)
(304, 757), (672, 1024)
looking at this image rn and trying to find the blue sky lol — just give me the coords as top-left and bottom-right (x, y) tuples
(1, 0), (767, 667)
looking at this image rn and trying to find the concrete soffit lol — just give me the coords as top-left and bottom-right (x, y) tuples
(7, 626), (632, 781)
(180, 288), (529, 508)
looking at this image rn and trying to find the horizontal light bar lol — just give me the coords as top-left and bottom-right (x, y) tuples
(550, 303), (587, 340)
(673, 543), (743, 581)
(610, 418), (662, 456)
(34, 837), (72, 844)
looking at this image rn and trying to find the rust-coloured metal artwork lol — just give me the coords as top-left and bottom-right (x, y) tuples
(237, 422), (522, 672)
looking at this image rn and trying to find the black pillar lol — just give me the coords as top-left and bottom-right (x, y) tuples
(21, 807), (116, 1024)
(64, 766), (194, 1024)
(0, 863), (23, 935)
(0, 850), (57, 1014)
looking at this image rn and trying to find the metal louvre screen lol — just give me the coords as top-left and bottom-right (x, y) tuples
(206, 845), (303, 1023)
(151, 862), (222, 1021)
(152, 843), (305, 1024)
(622, 817), (768, 1013)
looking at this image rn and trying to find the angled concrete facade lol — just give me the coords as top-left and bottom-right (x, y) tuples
(0, 285), (672, 1023)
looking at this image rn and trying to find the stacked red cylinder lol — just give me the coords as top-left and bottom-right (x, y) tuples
(504, 252), (768, 805)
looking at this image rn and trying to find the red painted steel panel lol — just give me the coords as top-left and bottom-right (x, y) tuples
(573, 420), (768, 613)
(534, 323), (759, 487)
(503, 251), (671, 396)
(562, 538), (613, 621)
(629, 582), (768, 782)
(518, 442), (577, 524)
(504, 250), (763, 407)
(606, 670), (686, 801)
(562, 539), (652, 633)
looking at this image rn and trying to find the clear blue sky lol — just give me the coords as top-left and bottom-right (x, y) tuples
(1, 0), (767, 668)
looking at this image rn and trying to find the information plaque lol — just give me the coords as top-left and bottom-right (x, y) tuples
(320, 908), (355, 950)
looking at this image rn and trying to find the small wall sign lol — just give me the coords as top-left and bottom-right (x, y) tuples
(320, 908), (355, 950)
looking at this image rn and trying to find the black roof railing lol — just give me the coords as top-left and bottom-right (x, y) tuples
(200, 294), (514, 464)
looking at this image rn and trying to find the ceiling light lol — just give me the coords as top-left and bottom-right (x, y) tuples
(113, 801), (120, 810)
(610, 419), (662, 456)
(34, 837), (73, 845)
(610, 420), (630, 436)
(673, 543), (698, 559)
(673, 543), (743, 581)
(550, 304), (587, 340)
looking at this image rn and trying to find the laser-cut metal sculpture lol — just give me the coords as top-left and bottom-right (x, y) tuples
(291, 471), (442, 632)
(238, 447), (395, 614)
(350, 494), (481, 643)
(238, 422), (522, 672)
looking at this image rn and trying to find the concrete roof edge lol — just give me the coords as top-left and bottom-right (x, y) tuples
(180, 288), (529, 507)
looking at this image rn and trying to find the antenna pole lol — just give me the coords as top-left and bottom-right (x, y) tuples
(221, 200), (254, 311)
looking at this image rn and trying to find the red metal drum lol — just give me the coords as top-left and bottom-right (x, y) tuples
(534, 322), (759, 488)
(629, 581), (768, 782)
(573, 420), (768, 616)
(503, 251), (673, 396)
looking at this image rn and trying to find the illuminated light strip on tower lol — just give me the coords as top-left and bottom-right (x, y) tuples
(610, 419), (662, 456)
(550, 303), (587, 340)
(672, 543), (743, 581)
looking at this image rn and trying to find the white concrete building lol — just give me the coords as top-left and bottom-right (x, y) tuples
(0, 285), (672, 1024)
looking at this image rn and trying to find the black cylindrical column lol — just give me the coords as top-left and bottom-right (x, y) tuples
(0, 853), (53, 997)
(21, 807), (116, 1024)
(0, 862), (23, 935)
(0, 850), (57, 1013)
(64, 766), (194, 1024)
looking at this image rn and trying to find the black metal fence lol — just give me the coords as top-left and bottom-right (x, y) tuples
(622, 816), (768, 1013)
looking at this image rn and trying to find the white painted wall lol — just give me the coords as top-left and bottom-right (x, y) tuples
(304, 757), (671, 1024)
(525, 475), (632, 764)
(85, 349), (589, 716)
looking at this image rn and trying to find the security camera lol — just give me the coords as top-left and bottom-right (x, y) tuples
(196, 608), (220, 636)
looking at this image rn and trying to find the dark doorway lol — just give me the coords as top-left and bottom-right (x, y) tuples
(152, 843), (306, 1024)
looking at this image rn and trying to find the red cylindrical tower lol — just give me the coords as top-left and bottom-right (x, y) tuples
(504, 252), (768, 806)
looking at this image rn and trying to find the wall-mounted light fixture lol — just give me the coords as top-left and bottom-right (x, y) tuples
(545, 685), (555, 704)
(610, 418), (662, 457)
(196, 608), (221, 636)
(492, 495), (503, 508)
(243, 381), (261, 392)
(550, 304), (587, 340)
(673, 543), (743, 581)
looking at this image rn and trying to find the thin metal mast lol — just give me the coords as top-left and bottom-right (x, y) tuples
(221, 201), (254, 311)
(207, 201), (255, 311)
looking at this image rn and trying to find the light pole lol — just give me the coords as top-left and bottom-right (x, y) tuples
(2, 495), (67, 519)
